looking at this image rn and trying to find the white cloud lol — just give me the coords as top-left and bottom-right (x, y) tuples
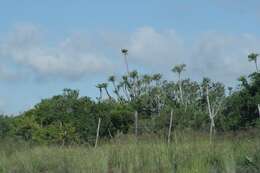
(189, 32), (260, 84)
(0, 24), (115, 81)
(121, 28), (260, 85)
(0, 24), (259, 86)
(127, 27), (185, 69)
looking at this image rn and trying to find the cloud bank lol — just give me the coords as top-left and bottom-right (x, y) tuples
(0, 24), (259, 86)
(0, 24), (115, 81)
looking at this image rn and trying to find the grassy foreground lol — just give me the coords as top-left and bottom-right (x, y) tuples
(0, 132), (260, 173)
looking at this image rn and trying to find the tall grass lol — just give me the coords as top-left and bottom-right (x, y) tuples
(0, 132), (259, 173)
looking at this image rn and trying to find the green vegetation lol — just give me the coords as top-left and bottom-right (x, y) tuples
(0, 133), (260, 173)
(0, 52), (260, 172)
(1, 59), (260, 144)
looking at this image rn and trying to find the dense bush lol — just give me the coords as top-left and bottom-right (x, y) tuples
(1, 69), (260, 145)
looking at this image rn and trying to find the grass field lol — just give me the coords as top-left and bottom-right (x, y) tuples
(0, 131), (260, 173)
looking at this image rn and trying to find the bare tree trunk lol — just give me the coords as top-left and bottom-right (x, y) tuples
(99, 88), (102, 101)
(105, 88), (112, 99)
(209, 118), (215, 144)
(95, 118), (101, 148)
(123, 85), (131, 101)
(206, 85), (214, 144)
(178, 73), (184, 105)
(135, 111), (138, 137)
(112, 82), (121, 101)
(124, 54), (130, 75)
(168, 109), (173, 144)
(206, 86), (212, 118)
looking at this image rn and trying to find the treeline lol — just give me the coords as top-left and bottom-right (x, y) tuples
(1, 55), (260, 145)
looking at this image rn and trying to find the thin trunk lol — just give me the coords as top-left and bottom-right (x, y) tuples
(112, 82), (121, 100)
(135, 111), (138, 137)
(104, 87), (112, 99)
(206, 85), (212, 118)
(157, 95), (161, 117)
(108, 128), (113, 138)
(123, 84), (131, 101)
(174, 90), (180, 103)
(168, 109), (173, 144)
(124, 54), (130, 75)
(95, 118), (101, 148)
(255, 59), (259, 72)
(209, 118), (215, 144)
(99, 88), (102, 100)
(178, 73), (184, 104)
(206, 85), (214, 144)
(257, 104), (260, 118)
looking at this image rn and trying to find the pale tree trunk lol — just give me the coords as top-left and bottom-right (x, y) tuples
(209, 117), (215, 144)
(95, 118), (101, 148)
(206, 85), (213, 144)
(178, 73), (184, 105)
(112, 82), (121, 101)
(123, 84), (131, 101)
(168, 109), (173, 144)
(174, 90), (180, 103)
(206, 85), (219, 144)
(124, 54), (130, 75)
(206, 85), (212, 118)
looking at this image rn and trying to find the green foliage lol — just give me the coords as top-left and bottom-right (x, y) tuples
(0, 115), (13, 138)
(2, 64), (260, 144)
(222, 73), (260, 130)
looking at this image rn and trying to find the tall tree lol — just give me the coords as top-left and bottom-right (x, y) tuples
(96, 84), (103, 101)
(228, 87), (233, 96)
(121, 48), (130, 75)
(101, 83), (112, 100)
(172, 64), (186, 104)
(202, 78), (224, 143)
(108, 75), (121, 100)
(248, 53), (259, 72)
(152, 73), (164, 116)
(129, 70), (139, 98)
(238, 76), (249, 89)
(152, 73), (162, 86)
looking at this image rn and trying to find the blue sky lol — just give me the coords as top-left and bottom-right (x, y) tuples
(0, 0), (260, 114)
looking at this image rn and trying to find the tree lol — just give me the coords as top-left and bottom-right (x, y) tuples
(129, 70), (139, 99)
(96, 84), (103, 101)
(202, 78), (224, 143)
(0, 115), (13, 138)
(101, 83), (112, 100)
(248, 53), (259, 72)
(152, 73), (164, 116)
(228, 87), (233, 96)
(152, 73), (162, 86)
(121, 75), (131, 101)
(121, 48), (130, 74)
(108, 75), (122, 101)
(222, 75), (258, 130)
(172, 64), (186, 104)
(238, 76), (249, 88)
